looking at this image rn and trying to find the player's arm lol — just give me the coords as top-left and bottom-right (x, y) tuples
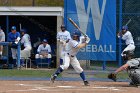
(37, 45), (41, 54)
(48, 45), (52, 54)
(66, 32), (71, 43)
(77, 43), (87, 49)
(56, 32), (60, 41)
(0, 32), (5, 42)
(15, 32), (20, 41)
(76, 36), (90, 49)
(114, 63), (129, 74)
(7, 33), (13, 42)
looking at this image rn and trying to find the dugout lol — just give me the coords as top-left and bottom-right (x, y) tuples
(0, 7), (63, 68)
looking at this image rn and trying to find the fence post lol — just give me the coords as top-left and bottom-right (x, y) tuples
(118, 0), (123, 67)
(102, 61), (106, 70)
(6, 16), (9, 64)
(17, 42), (20, 69)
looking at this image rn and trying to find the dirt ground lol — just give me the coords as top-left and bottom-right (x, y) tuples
(0, 80), (139, 93)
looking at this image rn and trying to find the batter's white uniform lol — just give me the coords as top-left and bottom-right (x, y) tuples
(20, 34), (32, 58)
(35, 44), (52, 59)
(60, 37), (84, 73)
(57, 30), (71, 58)
(118, 31), (135, 56)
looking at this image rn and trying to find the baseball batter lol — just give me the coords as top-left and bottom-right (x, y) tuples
(57, 25), (71, 65)
(0, 26), (5, 58)
(51, 29), (90, 86)
(20, 29), (32, 67)
(108, 51), (140, 86)
(117, 25), (135, 57)
(8, 26), (20, 67)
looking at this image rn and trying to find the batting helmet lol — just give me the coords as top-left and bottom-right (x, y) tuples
(11, 26), (16, 30)
(20, 29), (27, 33)
(123, 50), (134, 60)
(72, 29), (81, 36)
(122, 25), (128, 30)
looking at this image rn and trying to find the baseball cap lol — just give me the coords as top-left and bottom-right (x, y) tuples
(11, 26), (16, 30)
(42, 39), (47, 43)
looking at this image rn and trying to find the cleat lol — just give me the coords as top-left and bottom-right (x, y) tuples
(84, 81), (90, 86)
(50, 75), (57, 83)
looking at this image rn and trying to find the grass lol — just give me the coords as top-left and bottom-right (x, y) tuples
(0, 69), (55, 77)
(0, 0), (64, 6)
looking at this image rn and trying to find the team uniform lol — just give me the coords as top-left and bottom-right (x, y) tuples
(51, 30), (90, 86)
(20, 29), (32, 67)
(20, 33), (32, 65)
(118, 26), (135, 56)
(127, 58), (140, 85)
(0, 28), (5, 57)
(60, 39), (84, 72)
(108, 51), (140, 86)
(35, 39), (52, 68)
(57, 30), (71, 65)
(8, 26), (20, 66)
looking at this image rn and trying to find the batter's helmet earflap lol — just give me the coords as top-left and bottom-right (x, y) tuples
(122, 25), (128, 30)
(123, 51), (134, 60)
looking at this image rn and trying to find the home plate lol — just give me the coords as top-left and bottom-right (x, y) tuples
(57, 86), (76, 88)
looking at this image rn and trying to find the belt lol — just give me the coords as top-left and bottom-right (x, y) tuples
(67, 53), (74, 57)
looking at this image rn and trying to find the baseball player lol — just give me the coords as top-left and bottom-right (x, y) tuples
(117, 25), (135, 57)
(51, 29), (90, 86)
(8, 26), (20, 67)
(0, 26), (5, 58)
(57, 24), (71, 65)
(35, 39), (52, 68)
(20, 29), (32, 67)
(108, 51), (140, 86)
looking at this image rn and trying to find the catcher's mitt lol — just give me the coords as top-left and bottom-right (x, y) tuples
(108, 73), (117, 82)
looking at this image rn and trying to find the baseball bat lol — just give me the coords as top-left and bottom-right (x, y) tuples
(68, 18), (87, 37)
(125, 19), (132, 26)
(19, 23), (22, 31)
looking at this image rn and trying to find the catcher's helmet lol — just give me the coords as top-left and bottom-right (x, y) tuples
(123, 50), (134, 60)
(122, 25), (128, 30)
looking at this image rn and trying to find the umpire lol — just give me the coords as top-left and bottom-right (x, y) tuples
(8, 26), (20, 67)
(108, 51), (140, 86)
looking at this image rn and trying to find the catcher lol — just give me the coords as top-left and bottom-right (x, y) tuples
(108, 50), (140, 86)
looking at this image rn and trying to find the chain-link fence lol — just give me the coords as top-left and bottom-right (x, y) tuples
(115, 0), (140, 67)
(117, 0), (140, 58)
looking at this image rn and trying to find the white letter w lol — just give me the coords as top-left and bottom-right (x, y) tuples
(75, 0), (106, 40)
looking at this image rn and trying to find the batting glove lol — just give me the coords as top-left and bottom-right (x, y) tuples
(85, 36), (90, 44)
